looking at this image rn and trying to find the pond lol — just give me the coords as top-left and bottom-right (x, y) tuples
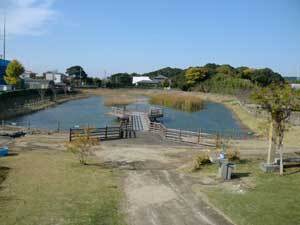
(8, 96), (248, 136)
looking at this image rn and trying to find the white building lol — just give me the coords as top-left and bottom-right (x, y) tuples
(291, 83), (300, 90)
(0, 84), (12, 91)
(20, 71), (36, 79)
(44, 71), (66, 84)
(132, 76), (152, 85)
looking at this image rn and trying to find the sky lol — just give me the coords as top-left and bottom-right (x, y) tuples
(0, 0), (300, 77)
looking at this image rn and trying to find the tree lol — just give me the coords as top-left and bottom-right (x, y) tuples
(250, 68), (284, 87)
(109, 73), (133, 88)
(143, 67), (183, 79)
(216, 64), (235, 76)
(185, 67), (209, 86)
(94, 78), (102, 87)
(4, 60), (25, 86)
(162, 79), (170, 88)
(66, 128), (99, 165)
(252, 84), (300, 175)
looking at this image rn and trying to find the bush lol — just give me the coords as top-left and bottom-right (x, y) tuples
(226, 149), (240, 161)
(193, 152), (211, 171)
(66, 128), (99, 165)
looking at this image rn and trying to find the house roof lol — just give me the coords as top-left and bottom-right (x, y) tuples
(132, 76), (151, 84)
(137, 80), (160, 84)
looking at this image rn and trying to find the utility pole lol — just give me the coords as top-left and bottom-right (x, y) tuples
(3, 14), (6, 60)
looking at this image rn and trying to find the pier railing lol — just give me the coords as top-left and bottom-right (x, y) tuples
(148, 108), (164, 118)
(69, 125), (136, 142)
(149, 122), (216, 147)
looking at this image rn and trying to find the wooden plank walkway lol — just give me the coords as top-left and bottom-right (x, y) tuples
(130, 112), (150, 131)
(110, 107), (155, 131)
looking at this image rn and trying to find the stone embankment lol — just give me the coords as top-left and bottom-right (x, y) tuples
(0, 90), (87, 120)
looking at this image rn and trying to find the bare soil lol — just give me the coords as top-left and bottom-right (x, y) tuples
(98, 132), (234, 225)
(4, 131), (299, 225)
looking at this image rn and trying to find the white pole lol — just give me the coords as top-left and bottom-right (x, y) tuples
(3, 13), (6, 60)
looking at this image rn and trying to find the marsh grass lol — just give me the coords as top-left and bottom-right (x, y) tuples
(104, 95), (138, 106)
(149, 92), (204, 112)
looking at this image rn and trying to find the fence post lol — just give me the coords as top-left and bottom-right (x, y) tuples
(105, 126), (108, 139)
(69, 128), (72, 142)
(179, 129), (182, 140)
(198, 129), (201, 144)
(57, 121), (60, 133)
(28, 120), (31, 130)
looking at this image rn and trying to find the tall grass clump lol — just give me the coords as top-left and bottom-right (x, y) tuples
(149, 92), (204, 112)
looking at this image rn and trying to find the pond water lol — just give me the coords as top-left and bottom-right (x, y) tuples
(9, 96), (248, 136)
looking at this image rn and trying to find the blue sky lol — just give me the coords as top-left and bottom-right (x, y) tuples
(1, 0), (300, 77)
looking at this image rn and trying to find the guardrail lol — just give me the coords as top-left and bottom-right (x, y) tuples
(149, 122), (216, 147)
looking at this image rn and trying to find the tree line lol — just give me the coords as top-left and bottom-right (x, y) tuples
(106, 63), (285, 93)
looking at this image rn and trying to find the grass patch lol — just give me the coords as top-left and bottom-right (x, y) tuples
(0, 150), (125, 225)
(202, 160), (300, 225)
(149, 92), (204, 112)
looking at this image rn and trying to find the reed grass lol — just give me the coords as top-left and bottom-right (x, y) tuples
(104, 95), (138, 106)
(149, 92), (204, 112)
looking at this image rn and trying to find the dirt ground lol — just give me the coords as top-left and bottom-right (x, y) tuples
(3, 131), (300, 225)
(98, 132), (234, 225)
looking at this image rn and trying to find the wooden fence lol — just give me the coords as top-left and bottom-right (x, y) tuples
(69, 125), (136, 142)
(149, 122), (216, 147)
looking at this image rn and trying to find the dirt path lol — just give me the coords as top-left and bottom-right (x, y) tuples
(98, 133), (233, 225)
(123, 170), (232, 225)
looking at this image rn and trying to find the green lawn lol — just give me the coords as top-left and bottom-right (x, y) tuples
(0, 150), (125, 225)
(201, 161), (300, 225)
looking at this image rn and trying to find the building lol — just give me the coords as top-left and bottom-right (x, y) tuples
(0, 84), (12, 91)
(21, 71), (37, 79)
(44, 71), (66, 84)
(291, 83), (300, 90)
(153, 74), (168, 83)
(136, 79), (160, 88)
(132, 76), (152, 85)
(0, 59), (10, 85)
(24, 78), (54, 89)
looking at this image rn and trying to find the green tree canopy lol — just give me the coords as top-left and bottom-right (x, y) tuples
(4, 59), (25, 86)
(108, 73), (133, 88)
(185, 67), (210, 86)
(216, 64), (236, 76)
(249, 68), (284, 86)
(143, 67), (183, 79)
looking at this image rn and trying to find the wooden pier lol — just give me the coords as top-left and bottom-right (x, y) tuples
(108, 107), (219, 147)
(109, 107), (162, 131)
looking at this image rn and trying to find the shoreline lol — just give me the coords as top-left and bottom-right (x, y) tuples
(0, 92), (89, 121)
